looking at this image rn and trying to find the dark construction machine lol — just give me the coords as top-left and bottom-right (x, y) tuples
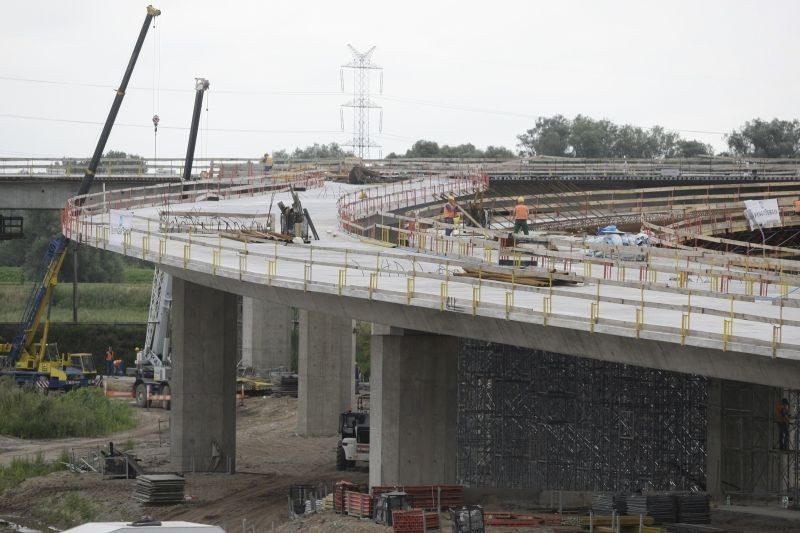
(278, 186), (319, 243)
(0, 5), (161, 391)
(336, 396), (370, 470)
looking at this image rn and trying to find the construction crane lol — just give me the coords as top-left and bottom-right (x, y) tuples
(133, 77), (209, 409)
(0, 5), (161, 391)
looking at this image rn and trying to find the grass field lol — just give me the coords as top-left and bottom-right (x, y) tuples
(0, 266), (152, 322)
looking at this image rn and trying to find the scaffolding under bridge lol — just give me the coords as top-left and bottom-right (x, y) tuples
(457, 339), (708, 492)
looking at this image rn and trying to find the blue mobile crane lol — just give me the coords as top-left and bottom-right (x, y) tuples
(0, 6), (161, 391)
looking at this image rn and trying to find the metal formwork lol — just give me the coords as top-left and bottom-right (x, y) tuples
(457, 339), (707, 491)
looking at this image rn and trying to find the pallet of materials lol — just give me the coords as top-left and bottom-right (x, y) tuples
(449, 505), (485, 533)
(484, 512), (561, 527)
(391, 509), (440, 533)
(333, 480), (356, 514)
(372, 484), (464, 509)
(344, 490), (373, 518)
(132, 474), (186, 504)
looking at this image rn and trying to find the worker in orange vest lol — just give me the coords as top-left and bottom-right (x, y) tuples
(443, 196), (457, 236)
(776, 398), (790, 450)
(513, 196), (530, 235)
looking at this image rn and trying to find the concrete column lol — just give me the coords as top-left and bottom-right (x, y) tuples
(706, 379), (722, 500)
(369, 325), (458, 488)
(296, 310), (355, 436)
(171, 278), (238, 473)
(241, 297), (293, 369)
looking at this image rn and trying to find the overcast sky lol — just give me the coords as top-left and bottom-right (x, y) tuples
(1, 0), (798, 160)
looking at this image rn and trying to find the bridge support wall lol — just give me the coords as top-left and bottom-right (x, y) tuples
(296, 310), (355, 436)
(369, 325), (458, 487)
(241, 297), (293, 370)
(170, 278), (237, 473)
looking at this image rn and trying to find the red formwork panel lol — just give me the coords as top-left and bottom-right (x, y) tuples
(344, 490), (373, 518)
(373, 485), (464, 509)
(392, 509), (440, 533)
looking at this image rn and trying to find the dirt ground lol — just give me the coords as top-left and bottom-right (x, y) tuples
(1, 383), (800, 532)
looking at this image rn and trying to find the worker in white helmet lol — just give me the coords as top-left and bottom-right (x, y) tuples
(513, 196), (529, 235)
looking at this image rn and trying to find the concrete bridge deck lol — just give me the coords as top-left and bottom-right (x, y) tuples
(62, 171), (800, 389)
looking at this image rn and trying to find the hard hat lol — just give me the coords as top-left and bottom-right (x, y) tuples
(517, 196), (524, 203)
(449, 195), (455, 201)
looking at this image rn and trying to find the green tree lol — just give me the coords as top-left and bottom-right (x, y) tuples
(569, 115), (617, 158)
(484, 145), (515, 159)
(405, 140), (441, 157)
(727, 119), (800, 157)
(517, 114), (572, 157)
(675, 139), (713, 157)
(292, 143), (351, 159)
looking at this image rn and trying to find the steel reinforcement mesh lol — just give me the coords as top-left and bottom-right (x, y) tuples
(457, 339), (708, 491)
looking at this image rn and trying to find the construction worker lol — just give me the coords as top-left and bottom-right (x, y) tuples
(776, 398), (791, 451)
(262, 152), (273, 174)
(105, 346), (115, 376)
(443, 196), (457, 236)
(513, 196), (530, 235)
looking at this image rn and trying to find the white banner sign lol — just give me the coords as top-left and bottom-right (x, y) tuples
(743, 199), (781, 230)
(109, 209), (132, 244)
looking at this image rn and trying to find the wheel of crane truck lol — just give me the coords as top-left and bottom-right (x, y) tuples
(336, 443), (347, 471)
(135, 383), (149, 408)
(161, 384), (171, 411)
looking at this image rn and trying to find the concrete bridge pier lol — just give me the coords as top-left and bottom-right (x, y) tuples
(241, 297), (293, 369)
(170, 278), (238, 473)
(296, 309), (356, 436)
(369, 325), (458, 488)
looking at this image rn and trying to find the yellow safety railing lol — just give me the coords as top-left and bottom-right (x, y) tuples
(472, 286), (480, 316)
(773, 325), (782, 358)
(505, 291), (514, 319)
(123, 232), (131, 255)
(212, 250), (220, 275)
(158, 239), (166, 263)
(483, 247), (492, 263)
(681, 313), (690, 345)
(440, 282), (448, 311)
(303, 264), (311, 291)
(182, 244), (190, 269)
(369, 272), (377, 299)
(543, 296), (551, 326)
(141, 235), (149, 260)
(406, 277), (414, 304)
(338, 269), (347, 295)
(635, 308), (643, 339)
(590, 301), (599, 333)
(723, 319), (733, 351)
(266, 259), (276, 285)
(238, 254), (247, 280)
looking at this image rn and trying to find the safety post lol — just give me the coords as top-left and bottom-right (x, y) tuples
(505, 291), (514, 319)
(543, 296), (551, 326)
(406, 277), (414, 304)
(513, 251), (522, 268)
(681, 314), (690, 346)
(440, 282), (448, 311)
(238, 254), (247, 280)
(710, 273), (719, 292)
(616, 265), (626, 282)
(369, 272), (377, 300)
(141, 235), (149, 260)
(472, 286), (480, 316)
(303, 264), (311, 292)
(123, 231), (131, 255)
(781, 283), (789, 299)
(381, 226), (389, 243)
(583, 260), (592, 278)
(745, 279), (754, 296)
(182, 244), (190, 269)
(678, 271), (687, 289)
(723, 319), (733, 351)
(212, 249), (220, 275)
(158, 238), (166, 263)
(773, 325), (782, 358)
(603, 262), (612, 279)
(266, 259), (276, 286)
(628, 301), (642, 336)
(458, 241), (468, 256)
(338, 269), (347, 295)
(648, 266), (657, 284)
(590, 301), (599, 333)
(483, 247), (493, 263)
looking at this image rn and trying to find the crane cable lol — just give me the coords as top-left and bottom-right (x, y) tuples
(151, 16), (161, 168)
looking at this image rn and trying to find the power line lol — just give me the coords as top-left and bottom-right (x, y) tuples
(0, 74), (731, 137)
